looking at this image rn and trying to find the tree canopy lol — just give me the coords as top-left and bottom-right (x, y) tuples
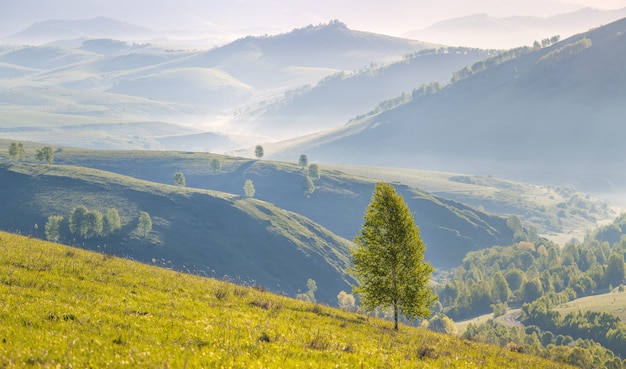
(351, 182), (436, 330)
(35, 146), (54, 165)
(243, 179), (255, 198)
(8, 142), (25, 161)
(173, 172), (186, 187)
(298, 154), (308, 167)
(255, 145), (264, 159)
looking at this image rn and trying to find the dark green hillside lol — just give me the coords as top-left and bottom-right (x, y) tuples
(48, 148), (514, 268)
(0, 162), (354, 304)
(268, 17), (626, 193)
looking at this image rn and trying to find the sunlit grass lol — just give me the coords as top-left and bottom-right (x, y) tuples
(0, 231), (572, 368)
(555, 287), (626, 321)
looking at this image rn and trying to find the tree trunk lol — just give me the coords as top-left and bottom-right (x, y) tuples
(394, 304), (399, 331)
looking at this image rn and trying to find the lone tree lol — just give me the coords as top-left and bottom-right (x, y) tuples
(255, 145), (264, 159)
(35, 146), (54, 165)
(209, 158), (223, 172)
(173, 171), (186, 187)
(351, 182), (436, 330)
(298, 154), (308, 167)
(243, 179), (255, 198)
(308, 163), (320, 179)
(137, 211), (152, 238)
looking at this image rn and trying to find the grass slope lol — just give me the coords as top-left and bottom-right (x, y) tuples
(0, 232), (571, 368)
(0, 161), (353, 304)
(43, 146), (515, 269)
(555, 288), (626, 321)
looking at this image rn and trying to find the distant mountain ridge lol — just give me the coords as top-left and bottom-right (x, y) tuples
(270, 17), (626, 193)
(7, 17), (162, 44)
(404, 7), (626, 49)
(0, 20), (440, 150)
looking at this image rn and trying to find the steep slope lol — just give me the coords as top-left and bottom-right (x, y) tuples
(47, 148), (514, 268)
(241, 47), (496, 138)
(270, 17), (626, 193)
(0, 232), (569, 368)
(0, 162), (353, 303)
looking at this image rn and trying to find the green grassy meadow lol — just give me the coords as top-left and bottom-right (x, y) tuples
(0, 232), (573, 368)
(555, 288), (626, 321)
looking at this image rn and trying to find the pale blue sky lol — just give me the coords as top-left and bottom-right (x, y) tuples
(1, 0), (624, 38)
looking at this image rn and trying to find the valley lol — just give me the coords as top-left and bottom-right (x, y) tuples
(2, 7), (626, 367)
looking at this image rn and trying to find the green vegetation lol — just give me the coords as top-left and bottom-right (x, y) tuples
(555, 288), (626, 321)
(438, 216), (626, 368)
(352, 183), (436, 330)
(308, 163), (320, 179)
(173, 171), (186, 187)
(537, 38), (592, 69)
(0, 231), (571, 368)
(209, 158), (223, 172)
(296, 278), (318, 303)
(255, 145), (264, 159)
(35, 146), (54, 165)
(46, 204), (123, 241)
(298, 154), (308, 167)
(136, 211), (152, 238)
(0, 161), (356, 303)
(8, 142), (25, 161)
(243, 179), (255, 197)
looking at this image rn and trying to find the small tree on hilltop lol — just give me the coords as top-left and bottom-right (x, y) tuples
(209, 158), (223, 172)
(351, 182), (436, 330)
(173, 171), (186, 188)
(8, 142), (25, 161)
(298, 154), (308, 167)
(255, 145), (264, 159)
(35, 146), (54, 165)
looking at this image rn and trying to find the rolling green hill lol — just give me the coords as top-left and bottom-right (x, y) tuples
(42, 146), (516, 269)
(0, 231), (571, 368)
(0, 162), (354, 304)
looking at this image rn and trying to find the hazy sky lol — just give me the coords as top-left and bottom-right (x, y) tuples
(1, 0), (625, 38)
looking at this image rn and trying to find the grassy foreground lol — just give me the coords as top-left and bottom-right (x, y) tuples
(0, 232), (570, 368)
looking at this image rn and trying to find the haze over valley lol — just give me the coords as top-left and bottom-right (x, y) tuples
(3, 2), (626, 366)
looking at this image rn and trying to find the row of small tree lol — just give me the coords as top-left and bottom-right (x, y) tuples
(7, 142), (55, 165)
(45, 205), (152, 242)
